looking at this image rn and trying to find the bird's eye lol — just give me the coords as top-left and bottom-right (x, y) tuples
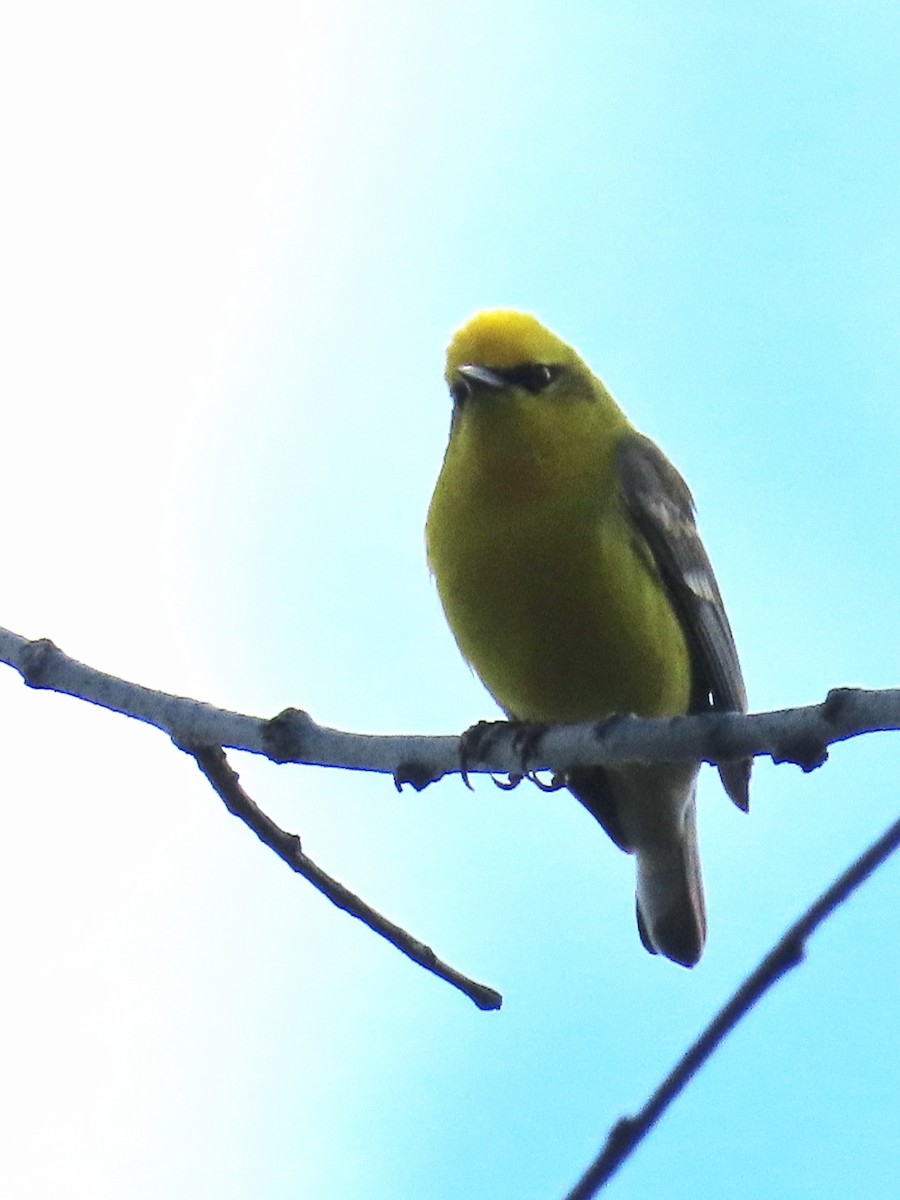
(503, 363), (561, 393)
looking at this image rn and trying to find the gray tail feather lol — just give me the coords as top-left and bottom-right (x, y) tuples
(634, 801), (706, 968)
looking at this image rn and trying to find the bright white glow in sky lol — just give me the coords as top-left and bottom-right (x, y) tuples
(1, 3), (898, 1198)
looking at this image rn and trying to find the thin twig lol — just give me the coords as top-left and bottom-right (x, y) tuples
(561, 813), (900, 1199)
(181, 742), (502, 1012)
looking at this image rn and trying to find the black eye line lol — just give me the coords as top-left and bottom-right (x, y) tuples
(448, 363), (563, 407)
(496, 363), (563, 393)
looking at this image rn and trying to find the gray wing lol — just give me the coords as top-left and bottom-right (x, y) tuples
(615, 431), (751, 811)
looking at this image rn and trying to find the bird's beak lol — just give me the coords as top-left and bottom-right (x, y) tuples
(457, 363), (507, 391)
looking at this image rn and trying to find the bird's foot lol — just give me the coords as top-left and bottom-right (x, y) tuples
(459, 719), (508, 790)
(459, 719), (562, 792)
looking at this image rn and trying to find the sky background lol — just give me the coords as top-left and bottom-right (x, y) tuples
(1, 2), (898, 1197)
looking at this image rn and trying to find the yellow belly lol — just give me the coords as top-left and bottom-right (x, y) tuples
(427, 473), (692, 723)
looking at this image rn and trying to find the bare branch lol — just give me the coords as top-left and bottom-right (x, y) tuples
(3, 622), (897, 1143)
(179, 743), (502, 1012)
(2, 627), (899, 781)
(561, 813), (900, 1199)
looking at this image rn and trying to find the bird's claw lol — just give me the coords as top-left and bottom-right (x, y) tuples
(459, 719), (558, 792)
(459, 719), (509, 790)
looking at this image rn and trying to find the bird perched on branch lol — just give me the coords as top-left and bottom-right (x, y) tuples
(426, 310), (749, 967)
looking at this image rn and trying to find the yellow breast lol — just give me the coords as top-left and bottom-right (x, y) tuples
(426, 398), (692, 722)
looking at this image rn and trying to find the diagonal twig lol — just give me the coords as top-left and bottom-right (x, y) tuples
(179, 742), (502, 1013)
(562, 812), (900, 1199)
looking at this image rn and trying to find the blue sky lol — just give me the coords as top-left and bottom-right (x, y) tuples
(1, 2), (898, 1197)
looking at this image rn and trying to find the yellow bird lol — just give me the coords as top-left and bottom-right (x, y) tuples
(426, 311), (749, 968)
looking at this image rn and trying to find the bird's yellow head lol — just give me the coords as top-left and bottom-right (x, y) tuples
(443, 310), (625, 438)
(435, 310), (629, 504)
(444, 310), (588, 402)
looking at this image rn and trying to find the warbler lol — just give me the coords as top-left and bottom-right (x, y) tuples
(426, 311), (749, 967)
